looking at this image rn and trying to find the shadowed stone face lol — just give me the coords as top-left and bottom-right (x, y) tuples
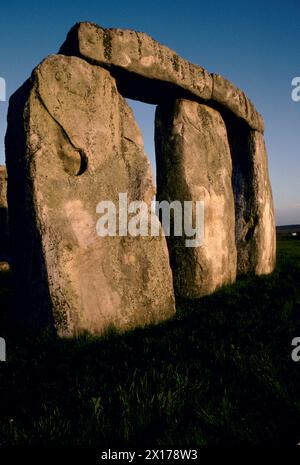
(5, 55), (175, 336)
(227, 119), (276, 275)
(245, 130), (276, 275)
(155, 100), (237, 297)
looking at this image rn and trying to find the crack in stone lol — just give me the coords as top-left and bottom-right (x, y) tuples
(35, 86), (88, 175)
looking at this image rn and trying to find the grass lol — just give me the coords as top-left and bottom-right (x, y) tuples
(0, 234), (300, 446)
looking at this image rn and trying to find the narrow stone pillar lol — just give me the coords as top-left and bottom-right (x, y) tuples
(155, 100), (237, 298)
(228, 118), (276, 275)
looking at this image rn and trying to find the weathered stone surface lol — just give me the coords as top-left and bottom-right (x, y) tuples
(59, 22), (263, 132)
(212, 74), (264, 133)
(230, 125), (276, 275)
(155, 100), (237, 298)
(60, 22), (212, 102)
(0, 165), (9, 260)
(5, 55), (175, 336)
(249, 131), (276, 274)
(4, 22), (276, 337)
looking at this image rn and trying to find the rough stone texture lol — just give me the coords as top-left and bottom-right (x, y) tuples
(0, 165), (9, 260)
(5, 55), (175, 336)
(59, 22), (263, 132)
(60, 22), (212, 102)
(155, 100), (237, 298)
(249, 131), (276, 274)
(229, 122), (276, 275)
(5, 23), (276, 335)
(212, 74), (264, 133)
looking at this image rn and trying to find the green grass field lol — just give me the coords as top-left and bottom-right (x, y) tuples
(0, 234), (300, 446)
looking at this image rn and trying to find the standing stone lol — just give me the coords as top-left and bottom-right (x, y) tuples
(155, 100), (237, 298)
(249, 131), (276, 274)
(228, 118), (276, 275)
(5, 55), (175, 336)
(0, 165), (9, 261)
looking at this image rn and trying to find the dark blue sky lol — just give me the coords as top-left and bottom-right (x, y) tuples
(0, 0), (299, 224)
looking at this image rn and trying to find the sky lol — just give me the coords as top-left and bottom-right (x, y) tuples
(0, 0), (299, 225)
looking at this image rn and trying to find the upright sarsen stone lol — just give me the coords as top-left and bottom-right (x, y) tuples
(248, 130), (276, 274)
(228, 119), (276, 275)
(5, 55), (175, 336)
(155, 100), (237, 298)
